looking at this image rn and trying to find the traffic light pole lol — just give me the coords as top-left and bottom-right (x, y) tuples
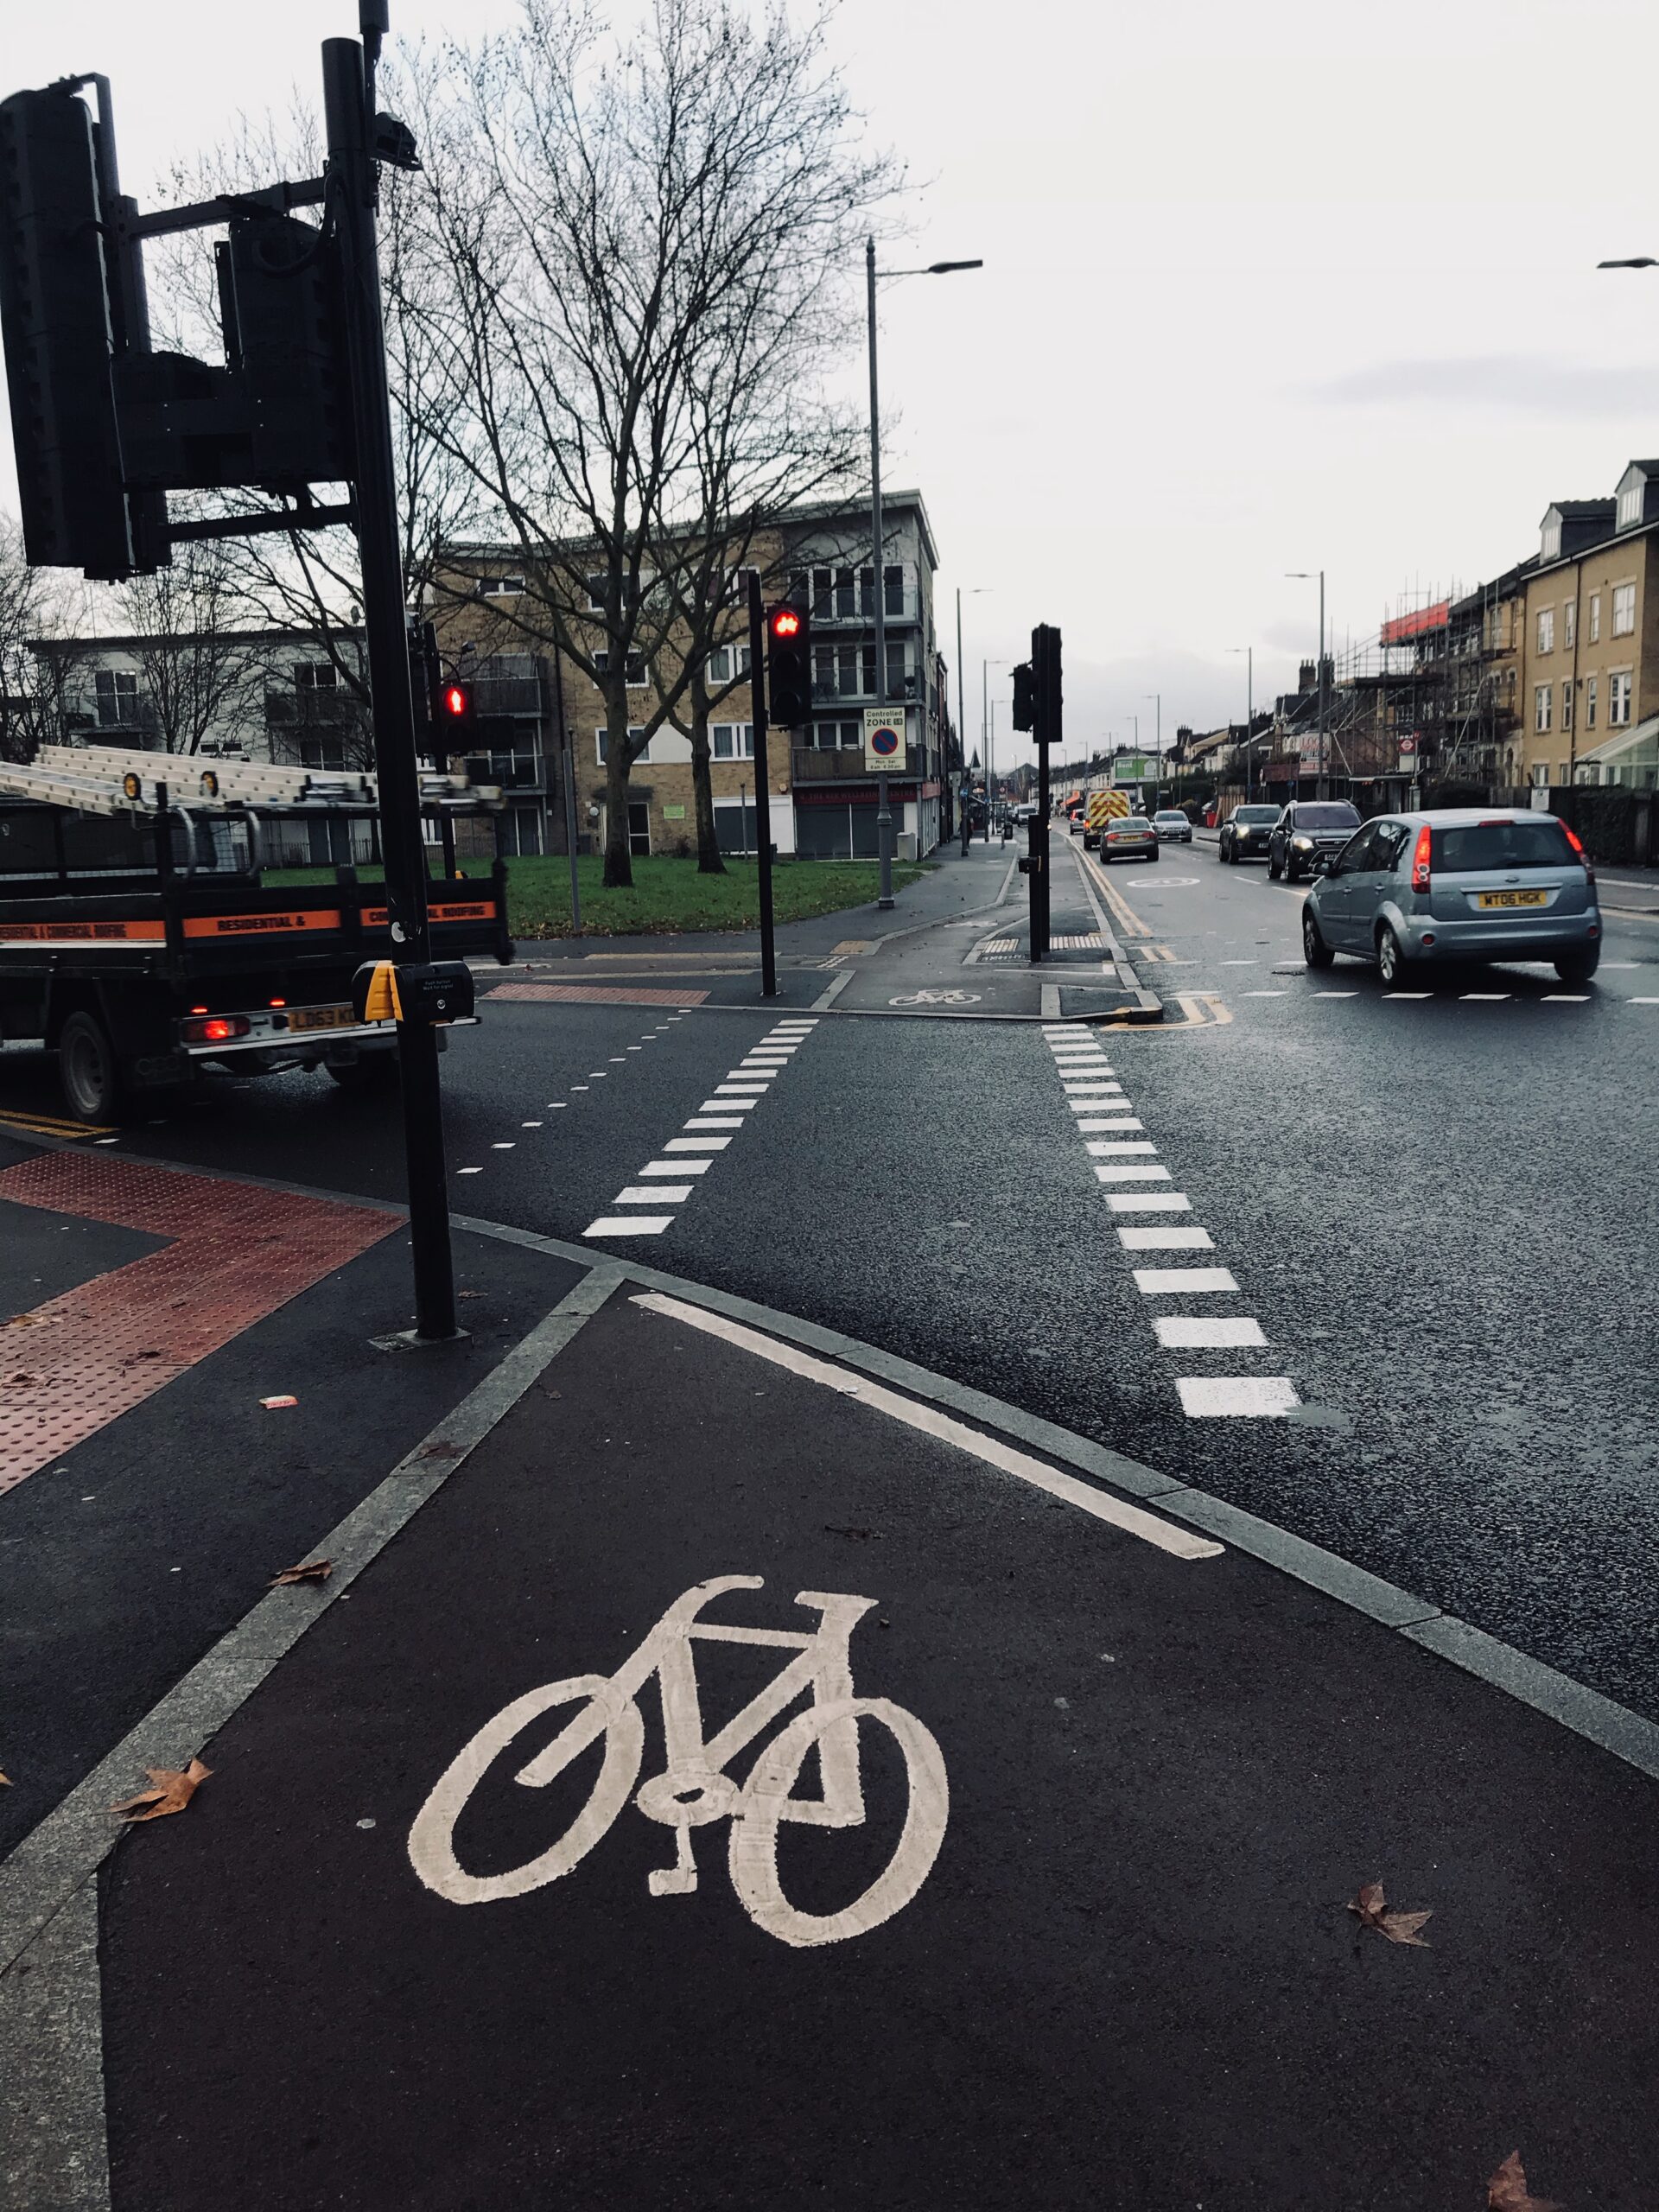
(747, 573), (778, 998)
(322, 32), (457, 1343)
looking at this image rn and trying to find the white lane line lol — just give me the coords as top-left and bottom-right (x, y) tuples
(685, 1117), (745, 1129)
(1063, 1080), (1123, 1094)
(1119, 1226), (1214, 1250)
(492, 1142), (515, 1150)
(631, 1294), (1223, 1562)
(665, 1135), (732, 1153)
(1087, 1141), (1159, 1156)
(1155, 1316), (1268, 1349)
(521, 1120), (543, 1128)
(588, 1071), (608, 1077)
(1077, 1119), (1144, 1133)
(1221, 959), (1257, 965)
(723, 1077), (772, 1088)
(1633, 996), (1659, 1005)
(1242, 990), (1286, 998)
(700, 1099), (754, 1113)
(1600, 962), (1639, 969)
(1314, 991), (1358, 998)
(1134, 1267), (1239, 1294)
(616, 1185), (692, 1203)
(570, 1084), (589, 1090)
(1108, 1192), (1191, 1212)
(1541, 995), (1590, 1003)
(1177, 1376), (1300, 1418)
(584, 1216), (673, 1236)
(640, 1159), (712, 1177)
(549, 1102), (568, 1109)
(1383, 992), (1431, 1001)
(1095, 1165), (1173, 1184)
(457, 1166), (484, 1175)
(1460, 993), (1510, 1001)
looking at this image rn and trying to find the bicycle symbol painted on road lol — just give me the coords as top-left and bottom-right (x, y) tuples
(407, 1575), (949, 1948)
(889, 988), (982, 1006)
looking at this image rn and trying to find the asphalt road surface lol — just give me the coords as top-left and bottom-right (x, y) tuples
(4, 845), (1656, 1721)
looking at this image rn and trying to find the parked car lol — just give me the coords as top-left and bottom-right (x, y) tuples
(1300, 810), (1600, 987)
(1217, 803), (1281, 862)
(1099, 814), (1160, 864)
(1268, 799), (1363, 881)
(1153, 809), (1192, 843)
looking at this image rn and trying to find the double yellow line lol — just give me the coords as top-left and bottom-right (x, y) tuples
(0, 1107), (115, 1141)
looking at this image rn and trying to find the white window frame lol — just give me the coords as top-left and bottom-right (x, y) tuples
(1534, 683), (1551, 733)
(1610, 670), (1633, 726)
(594, 650), (648, 689)
(1612, 582), (1637, 638)
(711, 721), (755, 760)
(1561, 681), (1573, 732)
(595, 724), (649, 765)
(1586, 677), (1598, 729)
(294, 660), (339, 690)
(1530, 761), (1549, 788)
(706, 643), (752, 685)
(1535, 607), (1554, 654)
(1564, 599), (1575, 650)
(1590, 593), (1601, 642)
(1618, 480), (1644, 529)
(479, 575), (525, 599)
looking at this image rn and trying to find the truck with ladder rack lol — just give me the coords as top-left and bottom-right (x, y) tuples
(0, 744), (514, 1123)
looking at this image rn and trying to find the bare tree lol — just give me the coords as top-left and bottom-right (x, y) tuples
(107, 543), (266, 756)
(0, 517), (103, 762)
(402, 0), (897, 885)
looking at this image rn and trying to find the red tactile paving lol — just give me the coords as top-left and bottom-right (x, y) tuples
(0, 1155), (396, 1494)
(487, 982), (710, 1007)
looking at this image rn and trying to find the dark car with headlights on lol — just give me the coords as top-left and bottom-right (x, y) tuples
(1217, 803), (1281, 863)
(1268, 799), (1362, 881)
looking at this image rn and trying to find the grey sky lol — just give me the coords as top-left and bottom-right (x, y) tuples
(7, 0), (1659, 772)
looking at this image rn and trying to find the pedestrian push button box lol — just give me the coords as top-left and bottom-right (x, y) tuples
(352, 958), (477, 1026)
(1017, 854), (1043, 875)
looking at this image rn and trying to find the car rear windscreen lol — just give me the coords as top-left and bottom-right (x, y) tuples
(1236, 808), (1279, 822)
(1297, 804), (1361, 828)
(1433, 821), (1576, 873)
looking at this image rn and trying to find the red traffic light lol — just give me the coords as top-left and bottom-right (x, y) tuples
(769, 608), (801, 639)
(442, 683), (469, 717)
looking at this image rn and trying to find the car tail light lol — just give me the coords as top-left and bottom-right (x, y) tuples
(181, 1014), (251, 1045)
(1410, 824), (1432, 892)
(1561, 822), (1595, 887)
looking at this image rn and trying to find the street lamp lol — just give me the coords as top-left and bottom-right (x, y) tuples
(956, 586), (989, 845)
(1226, 647), (1254, 800)
(1143, 691), (1161, 803)
(868, 240), (983, 905)
(1287, 570), (1326, 796)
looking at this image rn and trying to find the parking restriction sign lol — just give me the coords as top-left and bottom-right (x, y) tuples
(864, 709), (904, 772)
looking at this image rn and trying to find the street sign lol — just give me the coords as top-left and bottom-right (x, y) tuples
(864, 708), (903, 772)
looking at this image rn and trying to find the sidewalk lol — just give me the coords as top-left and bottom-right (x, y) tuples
(4, 1207), (1658, 2209)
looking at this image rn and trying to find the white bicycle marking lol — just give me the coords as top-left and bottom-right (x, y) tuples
(408, 1576), (949, 1948)
(889, 988), (982, 1006)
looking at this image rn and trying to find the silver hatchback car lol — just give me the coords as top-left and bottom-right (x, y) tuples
(1300, 809), (1601, 987)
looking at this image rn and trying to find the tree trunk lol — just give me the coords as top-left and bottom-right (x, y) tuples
(690, 680), (724, 874)
(601, 676), (635, 888)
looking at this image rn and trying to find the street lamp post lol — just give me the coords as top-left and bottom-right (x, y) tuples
(1144, 692), (1161, 804)
(955, 586), (988, 846)
(867, 241), (982, 906)
(1227, 648), (1254, 801)
(1287, 570), (1326, 797)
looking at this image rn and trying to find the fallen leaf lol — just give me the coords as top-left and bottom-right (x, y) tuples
(417, 1440), (462, 1460)
(458, 1289), (485, 1300)
(2, 1313), (41, 1327)
(0, 1771), (10, 1786)
(1487, 2151), (1563, 2210)
(110, 1758), (211, 1823)
(6, 1373), (41, 1388)
(270, 1558), (333, 1586)
(259, 1395), (298, 1409)
(1347, 1879), (1433, 1947)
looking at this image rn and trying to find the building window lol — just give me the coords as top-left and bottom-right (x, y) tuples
(93, 669), (139, 725)
(1590, 593), (1601, 642)
(1586, 677), (1598, 729)
(1541, 518), (1562, 562)
(294, 660), (339, 690)
(884, 563), (905, 616)
(711, 722), (754, 760)
(594, 650), (647, 687)
(1564, 600), (1576, 649)
(595, 725), (648, 765)
(811, 719), (861, 750)
(1535, 607), (1554, 654)
(1618, 478), (1645, 529)
(1562, 683), (1573, 731)
(1557, 762), (1569, 784)
(706, 643), (752, 685)
(585, 574), (607, 612)
(1531, 761), (1549, 788)
(1534, 683), (1551, 733)
(478, 575), (525, 598)
(1613, 582), (1637, 636)
(1611, 671), (1633, 725)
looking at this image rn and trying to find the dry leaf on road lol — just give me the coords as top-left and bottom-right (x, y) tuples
(1487, 2150), (1562, 2209)
(270, 1559), (333, 1586)
(110, 1758), (211, 1823)
(1347, 1879), (1433, 1946)
(259, 1394), (299, 1409)
(0, 1771), (10, 1786)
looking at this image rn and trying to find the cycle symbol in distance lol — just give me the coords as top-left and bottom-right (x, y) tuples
(408, 1575), (950, 1948)
(889, 988), (982, 1006)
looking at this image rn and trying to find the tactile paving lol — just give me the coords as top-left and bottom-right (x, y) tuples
(486, 983), (710, 1007)
(0, 1154), (396, 1494)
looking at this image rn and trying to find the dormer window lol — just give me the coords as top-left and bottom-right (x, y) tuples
(1618, 469), (1648, 530)
(1541, 511), (1562, 562)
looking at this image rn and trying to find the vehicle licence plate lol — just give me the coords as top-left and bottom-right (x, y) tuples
(288, 1003), (356, 1033)
(1475, 890), (1548, 910)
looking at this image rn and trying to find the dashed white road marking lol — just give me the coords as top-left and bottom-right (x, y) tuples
(1119, 1226), (1214, 1250)
(1460, 993), (1510, 1001)
(1107, 1192), (1191, 1212)
(1077, 1118), (1144, 1133)
(457, 1166), (483, 1176)
(1086, 1140), (1158, 1156)
(665, 1135), (732, 1153)
(492, 1141), (515, 1150)
(1154, 1315), (1267, 1349)
(1094, 1164), (1173, 1183)
(1383, 992), (1431, 1001)
(521, 1120), (543, 1128)
(1313, 990), (1357, 998)
(700, 1099), (754, 1113)
(582, 1214), (673, 1236)
(631, 1294), (1222, 1561)
(616, 1184), (692, 1203)
(1133, 1267), (1239, 1294)
(640, 1159), (712, 1177)
(1541, 994), (1590, 1003)
(1177, 1377), (1299, 1418)
(1633, 996), (1659, 1005)
(1242, 990), (1286, 998)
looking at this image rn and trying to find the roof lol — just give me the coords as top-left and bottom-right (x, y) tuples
(29, 626), (362, 656)
(442, 489), (942, 579)
(1542, 499), (1616, 521)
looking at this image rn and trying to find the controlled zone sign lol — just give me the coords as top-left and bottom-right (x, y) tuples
(864, 708), (905, 772)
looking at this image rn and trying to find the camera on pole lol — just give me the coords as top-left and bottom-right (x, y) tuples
(764, 602), (811, 728)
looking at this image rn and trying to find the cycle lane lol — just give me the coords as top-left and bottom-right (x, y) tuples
(16, 1278), (1659, 2210)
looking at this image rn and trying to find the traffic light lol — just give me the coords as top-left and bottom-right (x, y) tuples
(436, 678), (475, 741)
(1012, 662), (1035, 733)
(765, 602), (811, 728)
(1031, 623), (1062, 747)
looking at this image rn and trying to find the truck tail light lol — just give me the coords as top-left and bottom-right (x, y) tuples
(181, 1014), (251, 1045)
(1410, 825), (1433, 893)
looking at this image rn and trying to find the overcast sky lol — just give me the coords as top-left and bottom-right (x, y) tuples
(9, 0), (1659, 773)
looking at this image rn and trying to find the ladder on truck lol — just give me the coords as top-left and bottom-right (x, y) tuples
(6, 742), (498, 819)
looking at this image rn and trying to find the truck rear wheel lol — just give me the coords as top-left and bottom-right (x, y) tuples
(58, 1011), (124, 1124)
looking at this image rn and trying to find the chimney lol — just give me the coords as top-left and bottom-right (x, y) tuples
(1299, 660), (1315, 694)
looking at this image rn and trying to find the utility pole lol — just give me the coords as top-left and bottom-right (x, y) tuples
(981, 659), (990, 840)
(866, 236), (893, 909)
(954, 587), (963, 844)
(747, 575), (779, 996)
(322, 20), (457, 1342)
(552, 643), (580, 934)
(1318, 571), (1328, 798)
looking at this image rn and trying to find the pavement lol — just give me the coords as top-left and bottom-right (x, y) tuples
(4, 838), (1659, 2205)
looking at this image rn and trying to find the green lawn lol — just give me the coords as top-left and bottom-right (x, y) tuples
(264, 853), (928, 938)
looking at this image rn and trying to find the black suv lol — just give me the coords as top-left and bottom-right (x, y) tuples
(1268, 800), (1362, 882)
(1217, 804), (1281, 863)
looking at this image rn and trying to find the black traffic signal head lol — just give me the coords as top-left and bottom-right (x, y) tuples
(437, 678), (474, 729)
(1031, 623), (1062, 746)
(765, 601), (811, 727)
(1011, 662), (1035, 733)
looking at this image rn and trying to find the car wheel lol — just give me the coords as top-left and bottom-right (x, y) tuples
(57, 1009), (124, 1123)
(1285, 857), (1303, 883)
(1302, 909), (1335, 969)
(1554, 950), (1600, 986)
(1376, 924), (1413, 987)
(1268, 849), (1283, 880)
